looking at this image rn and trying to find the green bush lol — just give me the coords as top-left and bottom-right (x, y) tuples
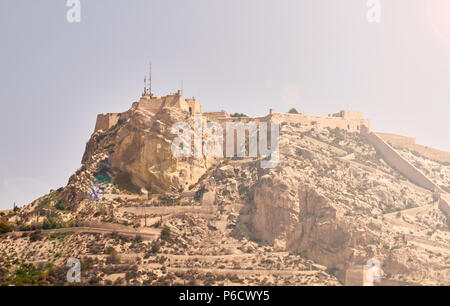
(54, 200), (66, 211)
(134, 235), (143, 243)
(49, 232), (71, 240)
(288, 108), (299, 114)
(160, 226), (171, 241)
(0, 221), (13, 234)
(42, 217), (67, 230)
(12, 264), (42, 285)
(230, 113), (248, 118)
(19, 224), (32, 232)
(105, 246), (116, 255)
(150, 241), (161, 254)
(106, 251), (121, 264)
(29, 230), (41, 242)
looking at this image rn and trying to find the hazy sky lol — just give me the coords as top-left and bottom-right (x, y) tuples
(1, 0), (450, 209)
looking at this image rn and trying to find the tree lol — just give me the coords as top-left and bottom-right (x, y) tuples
(230, 113), (248, 118)
(288, 108), (299, 114)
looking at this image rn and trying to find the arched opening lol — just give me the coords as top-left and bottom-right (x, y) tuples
(189, 107), (192, 115)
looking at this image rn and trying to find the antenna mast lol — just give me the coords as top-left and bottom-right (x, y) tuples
(148, 61), (152, 95)
(143, 76), (147, 95)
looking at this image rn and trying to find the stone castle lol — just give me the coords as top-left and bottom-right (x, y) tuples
(92, 85), (450, 234)
(95, 89), (201, 132)
(94, 88), (371, 134)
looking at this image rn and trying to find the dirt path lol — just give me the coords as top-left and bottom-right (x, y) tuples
(141, 263), (322, 277)
(118, 205), (217, 217)
(7, 226), (161, 241)
(384, 203), (436, 218)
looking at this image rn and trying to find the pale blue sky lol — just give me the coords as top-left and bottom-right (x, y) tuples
(1, 0), (450, 209)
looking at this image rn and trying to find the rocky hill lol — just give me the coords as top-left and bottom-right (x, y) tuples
(0, 102), (448, 286)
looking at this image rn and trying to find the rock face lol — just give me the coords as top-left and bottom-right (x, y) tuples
(242, 123), (450, 284)
(250, 173), (375, 272)
(63, 106), (209, 209)
(110, 108), (208, 194)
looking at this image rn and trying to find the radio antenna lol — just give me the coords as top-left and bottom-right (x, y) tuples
(148, 61), (152, 94)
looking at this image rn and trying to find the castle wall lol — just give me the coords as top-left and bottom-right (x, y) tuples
(201, 110), (369, 157)
(376, 133), (416, 147)
(94, 113), (120, 133)
(332, 110), (365, 120)
(215, 114), (272, 125)
(439, 195), (450, 227)
(163, 94), (188, 110)
(271, 113), (370, 132)
(136, 94), (203, 114)
(377, 133), (450, 164)
(362, 127), (439, 192)
(200, 114), (273, 157)
(203, 111), (230, 121)
(137, 97), (164, 113)
(186, 99), (202, 114)
(364, 130), (450, 228)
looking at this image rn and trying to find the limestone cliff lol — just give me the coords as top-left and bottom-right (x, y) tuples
(62, 106), (209, 209)
(240, 123), (450, 284)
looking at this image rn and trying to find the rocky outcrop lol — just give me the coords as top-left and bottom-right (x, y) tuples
(62, 106), (211, 208)
(243, 122), (449, 284)
(249, 171), (377, 273)
(111, 108), (208, 194)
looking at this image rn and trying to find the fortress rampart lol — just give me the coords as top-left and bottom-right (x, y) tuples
(203, 111), (231, 122)
(362, 129), (450, 228)
(376, 132), (450, 164)
(270, 112), (371, 133)
(439, 195), (450, 227)
(362, 127), (440, 192)
(94, 113), (120, 132)
(134, 90), (201, 115)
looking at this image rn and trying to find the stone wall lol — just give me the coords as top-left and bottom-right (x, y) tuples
(136, 92), (202, 115)
(203, 111), (230, 121)
(94, 113), (120, 133)
(376, 133), (416, 147)
(377, 132), (450, 164)
(271, 113), (370, 133)
(364, 129), (450, 228)
(439, 194), (450, 227)
(186, 98), (202, 114)
(332, 110), (365, 120)
(209, 114), (273, 157)
(344, 266), (374, 286)
(362, 127), (439, 192)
